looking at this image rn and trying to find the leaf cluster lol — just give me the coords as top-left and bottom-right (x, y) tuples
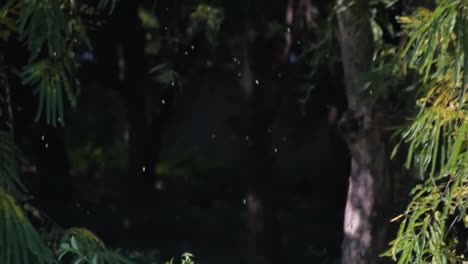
(379, 2), (468, 263)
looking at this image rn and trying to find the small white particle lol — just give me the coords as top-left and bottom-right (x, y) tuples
(53, 52), (57, 56)
(233, 57), (238, 62)
(297, 41), (301, 45)
(45, 143), (48, 148)
(255, 80), (260, 85)
(162, 99), (166, 104)
(283, 136), (287, 142)
(212, 134), (216, 139)
(164, 26), (168, 31)
(171, 82), (175, 86)
(191, 45), (195, 50)
(245, 136), (250, 140)
(184, 51), (189, 55)
(238, 72), (242, 77)
(243, 198), (246, 205)
(274, 148), (278, 153)
(41, 135), (45, 141)
(267, 128), (272, 133)
(142, 166), (146, 172)
(287, 27), (291, 32)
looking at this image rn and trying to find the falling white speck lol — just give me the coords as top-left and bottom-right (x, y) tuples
(267, 128), (272, 133)
(238, 72), (242, 77)
(255, 80), (260, 85)
(233, 57), (238, 62)
(243, 198), (246, 205)
(53, 52), (57, 56)
(283, 136), (287, 142)
(212, 134), (216, 139)
(58, 117), (61, 123)
(162, 99), (166, 104)
(41, 135), (45, 141)
(171, 82), (175, 86)
(297, 41), (301, 45)
(245, 136), (250, 140)
(191, 45), (195, 50)
(45, 143), (48, 148)
(142, 166), (146, 172)
(287, 27), (291, 32)
(164, 26), (168, 31)
(184, 51), (189, 55)
(274, 148), (278, 153)
(18, 107), (22, 111)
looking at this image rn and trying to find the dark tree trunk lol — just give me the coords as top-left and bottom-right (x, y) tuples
(336, 0), (393, 263)
(240, 35), (283, 264)
(105, 1), (174, 228)
(236, 0), (299, 261)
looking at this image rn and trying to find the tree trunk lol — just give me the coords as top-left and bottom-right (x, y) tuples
(336, 0), (392, 263)
(239, 34), (281, 264)
(108, 1), (174, 227)
(238, 0), (300, 260)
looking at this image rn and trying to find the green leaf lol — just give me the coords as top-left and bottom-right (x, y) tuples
(70, 236), (79, 251)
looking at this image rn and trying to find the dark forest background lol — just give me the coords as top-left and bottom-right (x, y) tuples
(0, 0), (429, 263)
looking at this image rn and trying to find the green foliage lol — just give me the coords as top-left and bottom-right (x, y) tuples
(0, 133), (54, 263)
(0, 132), (29, 200)
(0, 190), (56, 264)
(149, 63), (182, 89)
(57, 228), (133, 264)
(97, 0), (118, 15)
(377, 3), (468, 263)
(9, 0), (68, 61)
(189, 4), (224, 45)
(166, 253), (195, 264)
(125, 250), (196, 264)
(0, 0), (97, 126)
(69, 141), (127, 178)
(21, 57), (77, 126)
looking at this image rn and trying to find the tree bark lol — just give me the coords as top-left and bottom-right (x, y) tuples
(336, 0), (392, 263)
